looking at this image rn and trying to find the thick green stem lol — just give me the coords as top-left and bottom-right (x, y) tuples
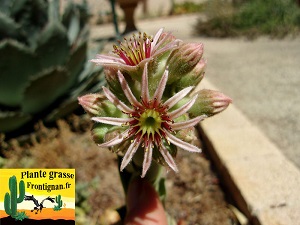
(55, 194), (63, 209)
(4, 176), (25, 217)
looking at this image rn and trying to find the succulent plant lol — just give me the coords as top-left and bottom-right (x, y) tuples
(4, 175), (25, 218)
(0, 0), (105, 134)
(53, 194), (63, 211)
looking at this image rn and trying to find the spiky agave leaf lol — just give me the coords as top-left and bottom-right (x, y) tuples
(21, 67), (69, 114)
(35, 21), (70, 69)
(0, 111), (31, 133)
(0, 0), (106, 134)
(0, 40), (38, 106)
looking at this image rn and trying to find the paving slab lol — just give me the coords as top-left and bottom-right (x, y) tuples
(197, 79), (300, 225)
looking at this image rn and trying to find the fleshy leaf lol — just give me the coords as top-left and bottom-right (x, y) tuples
(67, 10), (80, 45)
(0, 11), (21, 40)
(35, 22), (70, 69)
(22, 67), (69, 114)
(0, 40), (38, 106)
(0, 111), (31, 133)
(9, 0), (29, 16)
(66, 40), (87, 89)
(48, 0), (60, 23)
(45, 97), (79, 122)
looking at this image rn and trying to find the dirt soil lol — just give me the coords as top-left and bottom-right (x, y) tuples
(1, 116), (238, 225)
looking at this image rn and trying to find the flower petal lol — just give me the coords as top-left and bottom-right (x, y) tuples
(120, 139), (142, 171)
(103, 87), (134, 114)
(165, 131), (201, 153)
(163, 86), (193, 109)
(152, 40), (180, 58)
(92, 117), (132, 126)
(152, 30), (181, 59)
(91, 54), (125, 64)
(141, 146), (153, 178)
(141, 63), (150, 102)
(152, 69), (168, 102)
(159, 145), (179, 172)
(172, 115), (207, 130)
(168, 94), (198, 119)
(117, 71), (142, 108)
(90, 55), (138, 72)
(151, 28), (164, 51)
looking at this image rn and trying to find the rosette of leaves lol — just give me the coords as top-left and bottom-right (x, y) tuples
(0, 0), (105, 134)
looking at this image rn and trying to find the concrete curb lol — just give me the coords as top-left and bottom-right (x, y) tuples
(196, 80), (300, 225)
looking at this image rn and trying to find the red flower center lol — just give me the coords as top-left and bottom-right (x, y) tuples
(113, 32), (153, 66)
(126, 98), (173, 148)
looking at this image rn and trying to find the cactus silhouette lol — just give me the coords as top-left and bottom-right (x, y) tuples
(4, 176), (25, 218)
(53, 194), (63, 211)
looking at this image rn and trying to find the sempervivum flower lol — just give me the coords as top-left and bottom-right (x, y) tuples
(91, 63), (206, 177)
(90, 28), (180, 73)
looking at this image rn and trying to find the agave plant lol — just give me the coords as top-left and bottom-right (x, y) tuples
(0, 0), (105, 134)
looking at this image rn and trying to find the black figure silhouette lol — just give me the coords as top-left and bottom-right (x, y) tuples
(24, 195), (55, 214)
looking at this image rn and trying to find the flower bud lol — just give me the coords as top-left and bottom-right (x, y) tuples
(78, 93), (105, 116)
(146, 32), (181, 84)
(78, 93), (122, 117)
(167, 42), (204, 83)
(189, 89), (232, 117)
(176, 58), (206, 91)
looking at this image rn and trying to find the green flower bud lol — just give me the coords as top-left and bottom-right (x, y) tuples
(78, 93), (106, 116)
(176, 58), (206, 91)
(167, 42), (204, 83)
(189, 89), (232, 117)
(78, 93), (122, 117)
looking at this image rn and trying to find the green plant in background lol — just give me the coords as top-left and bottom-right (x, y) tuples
(172, 1), (204, 15)
(4, 175), (26, 220)
(193, 0), (236, 37)
(53, 194), (63, 211)
(75, 179), (98, 224)
(195, 0), (300, 38)
(0, 0), (105, 134)
(232, 0), (300, 37)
